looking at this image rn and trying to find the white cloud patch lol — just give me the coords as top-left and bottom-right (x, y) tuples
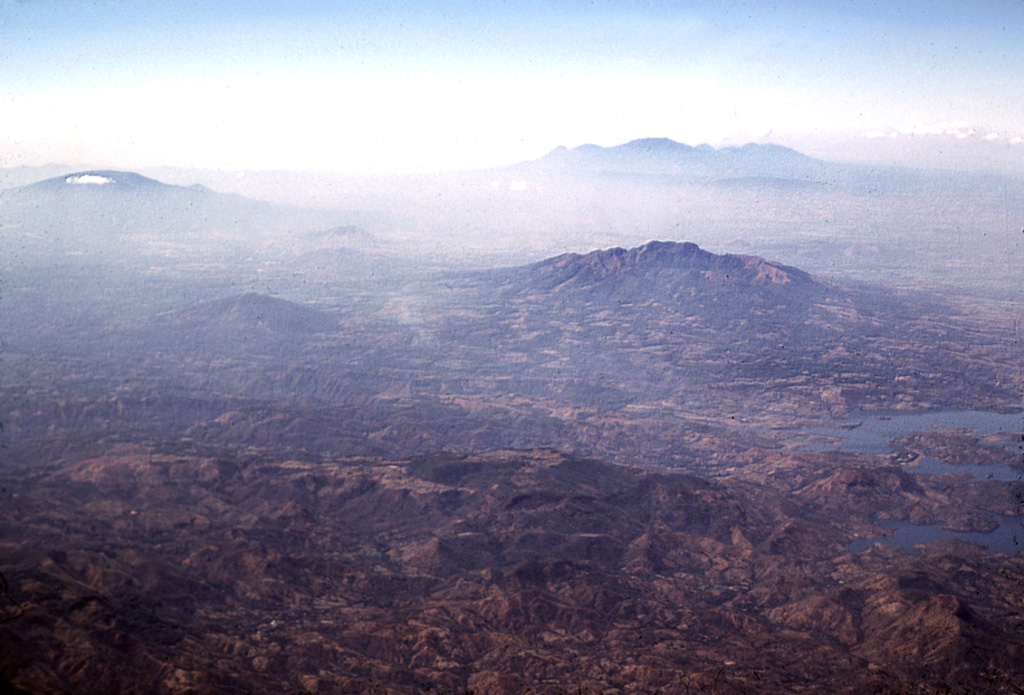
(66, 174), (113, 185)
(862, 121), (1005, 142)
(897, 124), (945, 136)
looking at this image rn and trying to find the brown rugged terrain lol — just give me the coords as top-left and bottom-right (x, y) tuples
(2, 241), (1023, 693)
(2, 448), (1023, 695)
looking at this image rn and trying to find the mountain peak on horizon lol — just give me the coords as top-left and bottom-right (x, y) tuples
(618, 137), (695, 153)
(542, 138), (806, 159)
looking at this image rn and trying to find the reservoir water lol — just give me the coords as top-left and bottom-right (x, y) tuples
(793, 408), (1024, 553)
(910, 456), (1022, 482)
(798, 408), (1023, 456)
(848, 516), (1023, 554)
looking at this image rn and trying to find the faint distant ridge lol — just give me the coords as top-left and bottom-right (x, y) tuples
(534, 137), (831, 181)
(147, 292), (338, 353)
(530, 240), (819, 290)
(170, 292), (335, 336)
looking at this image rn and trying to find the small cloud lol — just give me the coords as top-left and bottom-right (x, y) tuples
(934, 120), (971, 132)
(66, 174), (113, 185)
(898, 123), (944, 136)
(873, 121), (1000, 142)
(940, 124), (972, 139)
(1010, 136), (1023, 145)
(509, 180), (529, 191)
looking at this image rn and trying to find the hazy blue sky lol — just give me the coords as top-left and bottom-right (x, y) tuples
(2, 0), (1022, 173)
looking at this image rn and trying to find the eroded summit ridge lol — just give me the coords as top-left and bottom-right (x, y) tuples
(531, 240), (816, 288)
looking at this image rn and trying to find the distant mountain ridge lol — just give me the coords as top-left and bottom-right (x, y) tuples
(532, 137), (832, 181)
